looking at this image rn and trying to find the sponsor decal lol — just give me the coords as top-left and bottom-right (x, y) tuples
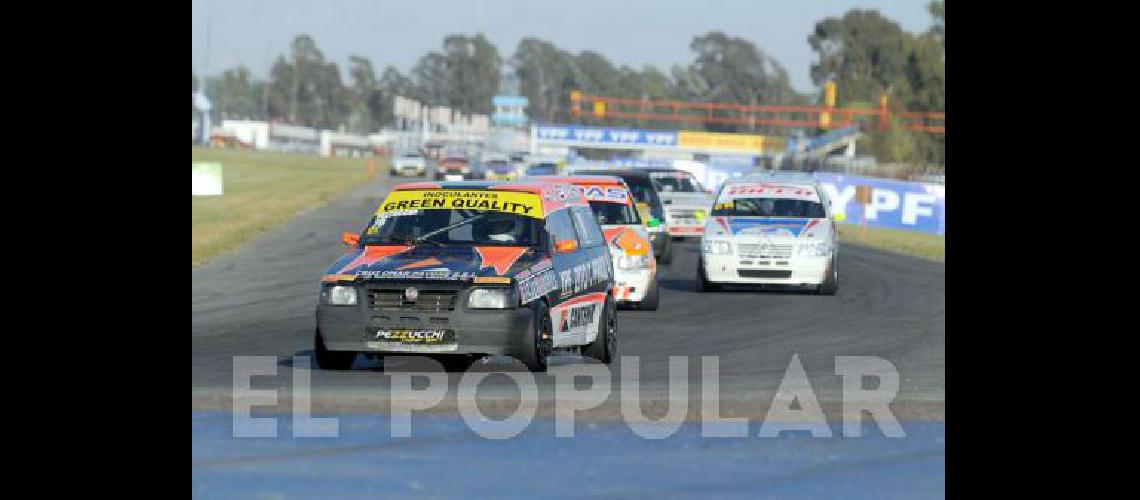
(474, 246), (529, 275)
(356, 270), (476, 281)
(377, 190), (543, 218)
(372, 329), (453, 344)
(579, 185), (630, 204)
(676, 131), (772, 153)
(722, 184), (817, 201)
(558, 255), (611, 298)
(603, 227), (650, 256)
(473, 276), (512, 284)
(518, 268), (559, 304)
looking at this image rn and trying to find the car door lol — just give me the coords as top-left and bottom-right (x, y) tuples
(543, 209), (583, 347)
(567, 206), (613, 345)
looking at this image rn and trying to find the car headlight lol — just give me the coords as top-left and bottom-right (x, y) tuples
(616, 254), (650, 270)
(798, 242), (832, 257)
(468, 288), (516, 309)
(325, 285), (357, 306)
(702, 239), (733, 255)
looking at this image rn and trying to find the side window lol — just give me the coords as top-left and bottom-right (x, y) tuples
(546, 209), (578, 249)
(570, 206), (605, 248)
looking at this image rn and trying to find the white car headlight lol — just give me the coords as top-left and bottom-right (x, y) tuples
(798, 241), (832, 257)
(468, 288), (515, 309)
(327, 285), (357, 306)
(702, 239), (733, 255)
(616, 254), (650, 270)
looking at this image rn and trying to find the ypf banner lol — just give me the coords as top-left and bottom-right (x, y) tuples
(813, 173), (945, 235)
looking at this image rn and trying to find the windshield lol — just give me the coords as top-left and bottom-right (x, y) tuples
(650, 172), (703, 193)
(362, 209), (542, 246)
(711, 198), (826, 218)
(587, 201), (641, 226)
(619, 177), (665, 220)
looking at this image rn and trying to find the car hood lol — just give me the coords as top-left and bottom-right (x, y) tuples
(322, 244), (545, 282)
(601, 224), (652, 256)
(704, 216), (830, 240)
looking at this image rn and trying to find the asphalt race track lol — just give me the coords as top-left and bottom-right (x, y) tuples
(192, 168), (945, 421)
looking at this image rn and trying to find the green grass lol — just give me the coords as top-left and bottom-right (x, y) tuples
(838, 224), (945, 262)
(192, 147), (383, 266)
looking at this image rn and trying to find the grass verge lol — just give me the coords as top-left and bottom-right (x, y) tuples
(838, 224), (944, 262)
(192, 147), (382, 266)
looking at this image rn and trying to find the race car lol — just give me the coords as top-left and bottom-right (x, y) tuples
(391, 152), (427, 177)
(697, 176), (844, 295)
(527, 175), (660, 310)
(482, 159), (518, 181)
(569, 168), (672, 265)
(434, 154), (473, 181)
(315, 180), (618, 372)
(646, 169), (715, 239)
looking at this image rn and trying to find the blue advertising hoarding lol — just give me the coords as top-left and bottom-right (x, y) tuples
(535, 124), (679, 148)
(812, 173), (945, 235)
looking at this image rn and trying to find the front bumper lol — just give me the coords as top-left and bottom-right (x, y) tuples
(613, 268), (653, 304)
(317, 285), (533, 356)
(702, 253), (830, 286)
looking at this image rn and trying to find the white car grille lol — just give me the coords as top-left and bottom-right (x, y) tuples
(737, 243), (794, 259)
(667, 208), (702, 226)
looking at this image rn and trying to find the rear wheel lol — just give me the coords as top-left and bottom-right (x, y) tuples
(583, 296), (617, 363)
(657, 239), (673, 265)
(639, 278), (660, 310)
(314, 329), (357, 370)
(518, 301), (552, 372)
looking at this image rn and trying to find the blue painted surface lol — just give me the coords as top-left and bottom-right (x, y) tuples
(193, 412), (944, 499)
(812, 173), (946, 235)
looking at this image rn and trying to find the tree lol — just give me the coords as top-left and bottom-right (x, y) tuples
(346, 55), (382, 133)
(512, 37), (579, 123)
(206, 66), (262, 120)
(410, 33), (502, 115)
(688, 32), (795, 107)
(265, 34), (348, 129)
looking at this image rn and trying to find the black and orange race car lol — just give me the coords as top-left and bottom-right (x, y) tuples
(315, 181), (618, 372)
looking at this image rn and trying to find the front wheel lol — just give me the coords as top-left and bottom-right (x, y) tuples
(817, 257), (839, 295)
(518, 301), (552, 372)
(695, 259), (720, 292)
(582, 296), (617, 363)
(314, 329), (357, 370)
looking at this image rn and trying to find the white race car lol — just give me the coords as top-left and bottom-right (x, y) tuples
(647, 169), (714, 239)
(697, 176), (844, 295)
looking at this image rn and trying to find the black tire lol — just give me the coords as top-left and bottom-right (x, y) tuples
(639, 278), (660, 310)
(314, 329), (356, 370)
(657, 239), (673, 265)
(817, 256), (839, 295)
(695, 259), (720, 292)
(433, 354), (478, 372)
(518, 301), (552, 372)
(582, 296), (617, 363)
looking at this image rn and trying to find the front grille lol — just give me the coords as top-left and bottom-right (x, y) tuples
(737, 243), (794, 259)
(368, 289), (458, 312)
(738, 269), (792, 279)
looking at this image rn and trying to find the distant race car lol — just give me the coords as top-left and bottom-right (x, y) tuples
(315, 180), (618, 372)
(570, 168), (673, 265)
(697, 176), (843, 294)
(646, 169), (715, 239)
(392, 152), (427, 177)
(483, 160), (518, 181)
(528, 175), (660, 309)
(435, 155), (473, 181)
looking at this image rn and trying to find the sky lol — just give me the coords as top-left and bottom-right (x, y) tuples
(191, 0), (935, 93)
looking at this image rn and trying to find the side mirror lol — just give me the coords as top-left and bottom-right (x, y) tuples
(833, 213), (847, 223)
(646, 217), (661, 228)
(342, 231), (360, 247)
(554, 239), (579, 253)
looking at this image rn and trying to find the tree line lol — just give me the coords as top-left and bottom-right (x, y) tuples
(194, 2), (944, 165)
